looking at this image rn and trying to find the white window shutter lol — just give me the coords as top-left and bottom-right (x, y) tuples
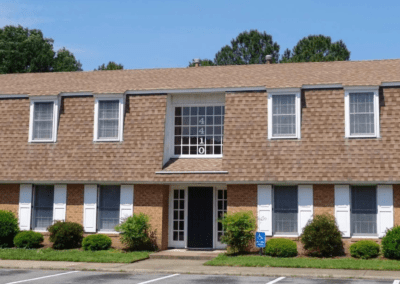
(84, 184), (97, 232)
(298, 185), (313, 235)
(257, 185), (273, 236)
(335, 185), (351, 237)
(120, 185), (134, 223)
(377, 185), (394, 238)
(19, 184), (33, 231)
(53, 184), (67, 222)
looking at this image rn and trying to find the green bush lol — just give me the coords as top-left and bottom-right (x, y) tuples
(82, 234), (112, 251)
(0, 210), (19, 248)
(300, 214), (344, 257)
(219, 211), (256, 254)
(115, 213), (156, 251)
(48, 221), (84, 250)
(382, 226), (400, 259)
(13, 231), (44, 249)
(350, 240), (380, 259)
(265, 238), (298, 257)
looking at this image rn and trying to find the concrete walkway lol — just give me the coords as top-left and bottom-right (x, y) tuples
(0, 258), (399, 281)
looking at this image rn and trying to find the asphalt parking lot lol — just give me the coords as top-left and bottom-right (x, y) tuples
(0, 269), (398, 284)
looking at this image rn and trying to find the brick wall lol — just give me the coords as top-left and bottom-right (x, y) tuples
(227, 184), (257, 217)
(66, 184), (84, 224)
(394, 185), (400, 226)
(0, 184), (19, 216)
(134, 184), (169, 250)
(313, 184), (335, 216)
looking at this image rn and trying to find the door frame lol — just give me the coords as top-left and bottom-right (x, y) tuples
(168, 184), (227, 249)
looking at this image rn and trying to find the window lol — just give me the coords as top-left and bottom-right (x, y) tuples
(351, 186), (377, 236)
(172, 189), (185, 241)
(216, 189), (227, 241)
(345, 87), (379, 138)
(174, 106), (225, 157)
(94, 96), (124, 142)
(32, 185), (54, 230)
(98, 185), (120, 231)
(29, 97), (59, 143)
(274, 186), (298, 234)
(268, 89), (301, 139)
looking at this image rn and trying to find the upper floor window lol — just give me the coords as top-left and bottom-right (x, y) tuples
(29, 97), (59, 143)
(268, 89), (301, 139)
(345, 87), (380, 138)
(174, 105), (225, 157)
(93, 95), (124, 142)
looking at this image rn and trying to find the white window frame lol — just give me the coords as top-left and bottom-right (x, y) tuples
(93, 94), (125, 142)
(344, 86), (380, 139)
(267, 88), (301, 140)
(28, 96), (59, 143)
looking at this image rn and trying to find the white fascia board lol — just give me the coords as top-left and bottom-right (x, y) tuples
(93, 93), (124, 98)
(125, 86), (266, 95)
(302, 84), (343, 89)
(266, 87), (301, 94)
(344, 86), (379, 92)
(381, 82), (400, 87)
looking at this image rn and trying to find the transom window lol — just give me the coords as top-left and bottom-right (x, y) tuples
(98, 185), (120, 231)
(351, 186), (377, 236)
(29, 98), (59, 143)
(174, 106), (225, 156)
(345, 88), (379, 138)
(274, 186), (298, 234)
(32, 185), (54, 230)
(94, 96), (124, 142)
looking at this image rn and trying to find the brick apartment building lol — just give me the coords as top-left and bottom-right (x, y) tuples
(0, 58), (400, 250)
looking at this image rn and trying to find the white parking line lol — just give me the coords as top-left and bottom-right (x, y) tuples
(267, 277), (286, 284)
(5, 271), (80, 284)
(393, 280), (400, 284)
(137, 274), (180, 284)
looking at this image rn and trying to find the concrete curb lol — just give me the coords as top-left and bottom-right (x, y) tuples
(1, 259), (399, 281)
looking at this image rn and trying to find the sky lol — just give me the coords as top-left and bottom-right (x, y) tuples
(0, 0), (399, 71)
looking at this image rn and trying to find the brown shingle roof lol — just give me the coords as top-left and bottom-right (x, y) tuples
(0, 59), (399, 96)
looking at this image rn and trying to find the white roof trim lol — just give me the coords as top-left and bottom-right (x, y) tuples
(267, 87), (301, 94)
(344, 86), (379, 92)
(125, 86), (266, 95)
(60, 92), (93, 97)
(302, 84), (343, 89)
(29, 95), (58, 101)
(155, 171), (229, 174)
(381, 82), (400, 87)
(0, 94), (29, 99)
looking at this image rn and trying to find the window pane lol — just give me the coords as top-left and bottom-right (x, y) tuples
(352, 186), (377, 235)
(274, 186), (298, 234)
(98, 100), (119, 139)
(272, 95), (296, 137)
(33, 102), (54, 140)
(349, 93), (375, 135)
(33, 185), (54, 230)
(98, 185), (120, 231)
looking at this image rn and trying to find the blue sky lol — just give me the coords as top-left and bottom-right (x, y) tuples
(1, 0), (399, 71)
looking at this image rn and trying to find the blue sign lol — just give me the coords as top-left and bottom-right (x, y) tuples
(255, 232), (266, 248)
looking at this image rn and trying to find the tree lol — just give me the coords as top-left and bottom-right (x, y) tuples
(280, 35), (350, 63)
(214, 30), (280, 65)
(188, 59), (215, 67)
(0, 25), (82, 73)
(0, 25), (54, 73)
(53, 47), (82, 72)
(96, 61), (123, 70)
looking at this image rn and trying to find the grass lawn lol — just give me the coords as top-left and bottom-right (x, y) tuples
(205, 254), (400, 271)
(0, 248), (151, 263)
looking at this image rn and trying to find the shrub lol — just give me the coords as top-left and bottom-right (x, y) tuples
(350, 240), (380, 259)
(0, 210), (19, 248)
(82, 234), (112, 251)
(219, 211), (256, 254)
(48, 221), (84, 250)
(265, 238), (297, 257)
(382, 226), (400, 259)
(13, 231), (44, 249)
(115, 213), (156, 250)
(300, 213), (344, 257)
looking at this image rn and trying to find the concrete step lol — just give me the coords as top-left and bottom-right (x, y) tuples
(149, 249), (224, 260)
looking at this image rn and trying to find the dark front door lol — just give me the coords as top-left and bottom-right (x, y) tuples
(188, 187), (213, 248)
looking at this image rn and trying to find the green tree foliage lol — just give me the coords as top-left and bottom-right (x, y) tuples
(0, 210), (19, 248)
(0, 25), (82, 73)
(280, 35), (350, 63)
(96, 61), (124, 70)
(53, 47), (82, 72)
(214, 30), (280, 65)
(188, 59), (215, 67)
(382, 226), (400, 259)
